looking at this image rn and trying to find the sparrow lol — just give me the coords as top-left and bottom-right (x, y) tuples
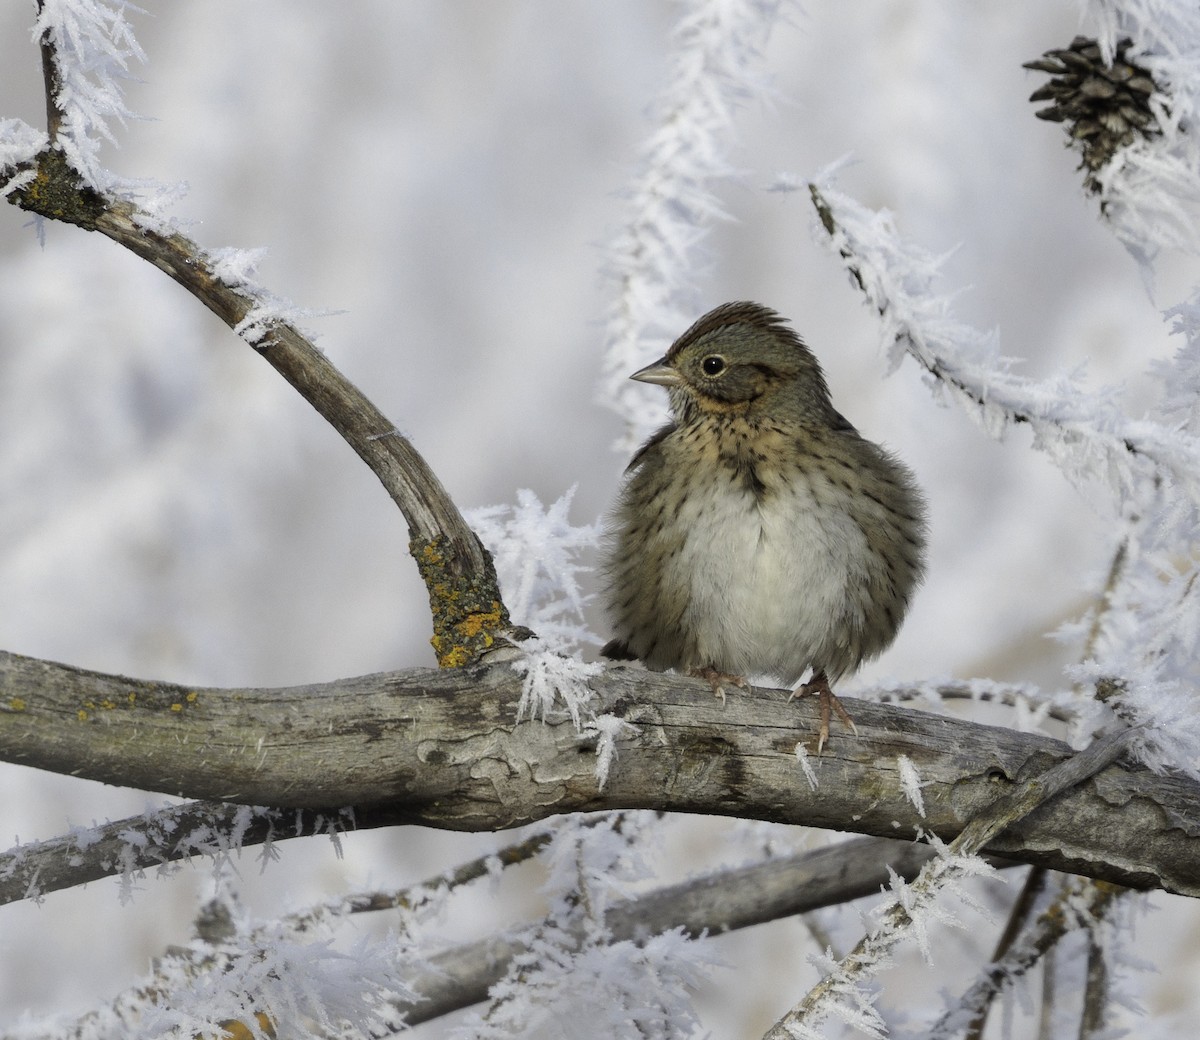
(601, 302), (927, 750)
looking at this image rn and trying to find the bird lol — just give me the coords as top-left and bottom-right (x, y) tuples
(601, 301), (927, 751)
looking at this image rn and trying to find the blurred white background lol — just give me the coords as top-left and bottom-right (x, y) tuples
(0, 2), (1193, 1034)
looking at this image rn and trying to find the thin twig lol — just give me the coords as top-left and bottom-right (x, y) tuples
(962, 866), (1051, 1040)
(1078, 932), (1108, 1040)
(926, 876), (1121, 1040)
(1038, 944), (1058, 1040)
(280, 827), (557, 934)
(762, 727), (1137, 1040)
(34, 1), (64, 140)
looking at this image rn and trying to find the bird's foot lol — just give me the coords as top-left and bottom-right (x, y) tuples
(690, 666), (750, 704)
(789, 670), (857, 753)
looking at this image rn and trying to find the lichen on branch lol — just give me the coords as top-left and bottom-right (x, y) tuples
(411, 536), (520, 668)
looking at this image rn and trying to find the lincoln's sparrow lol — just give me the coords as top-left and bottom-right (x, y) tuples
(601, 302), (927, 750)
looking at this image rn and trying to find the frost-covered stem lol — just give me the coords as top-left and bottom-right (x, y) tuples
(875, 680), (1077, 725)
(601, 0), (782, 449)
(962, 866), (1050, 1040)
(0, 801), (356, 907)
(928, 877), (1119, 1040)
(806, 181), (1200, 498)
(68, 829), (561, 1038)
(1080, 537), (1130, 668)
(762, 728), (1136, 1040)
(34, 0), (64, 140)
(282, 829), (554, 935)
(397, 835), (954, 1028)
(808, 178), (1060, 432)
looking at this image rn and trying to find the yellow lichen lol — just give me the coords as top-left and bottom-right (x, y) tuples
(218, 1012), (277, 1039)
(170, 703), (183, 713)
(9, 698), (25, 712)
(411, 535), (513, 668)
(77, 709), (88, 722)
(439, 645), (470, 668)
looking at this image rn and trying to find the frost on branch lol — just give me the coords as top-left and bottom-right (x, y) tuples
(771, 834), (998, 1039)
(467, 486), (599, 654)
(600, 0), (785, 452)
(451, 813), (713, 1040)
(806, 169), (1200, 517)
(1075, 3), (1200, 268)
(34, 0), (146, 191)
(896, 756), (926, 817)
(0, 118), (48, 195)
(805, 172), (1200, 772)
(589, 713), (637, 790)
(79, 908), (420, 1039)
(196, 246), (340, 348)
(0, 804), (354, 908)
(512, 650), (602, 727)
(470, 487), (615, 760)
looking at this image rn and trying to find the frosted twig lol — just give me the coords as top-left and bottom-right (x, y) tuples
(279, 828), (557, 936)
(468, 487), (600, 654)
(1081, 4), (1200, 265)
(806, 179), (1200, 513)
(601, 0), (785, 451)
(762, 726), (1137, 1040)
(0, 802), (354, 907)
(400, 835), (961, 1029)
(871, 678), (1076, 726)
(926, 875), (1121, 1040)
(34, 0), (146, 188)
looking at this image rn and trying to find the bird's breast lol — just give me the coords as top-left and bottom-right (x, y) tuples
(658, 451), (874, 684)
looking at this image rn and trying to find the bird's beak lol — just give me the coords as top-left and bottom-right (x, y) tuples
(630, 359), (680, 386)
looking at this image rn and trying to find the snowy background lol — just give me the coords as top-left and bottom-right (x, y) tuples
(0, 2), (1196, 1035)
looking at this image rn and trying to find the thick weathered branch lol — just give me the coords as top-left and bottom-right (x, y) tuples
(1, 649), (1197, 897)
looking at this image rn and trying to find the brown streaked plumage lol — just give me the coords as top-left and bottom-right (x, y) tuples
(601, 301), (927, 751)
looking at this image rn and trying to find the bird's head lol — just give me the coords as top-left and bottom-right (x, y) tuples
(631, 302), (838, 425)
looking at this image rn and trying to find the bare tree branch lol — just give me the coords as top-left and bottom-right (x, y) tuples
(1, 649), (1197, 898)
(0, 801), (361, 907)
(43, 833), (998, 1038)
(963, 866), (1051, 1040)
(34, 1), (63, 141)
(0, 151), (518, 668)
(763, 728), (1137, 1039)
(398, 835), (979, 1028)
(929, 876), (1121, 1040)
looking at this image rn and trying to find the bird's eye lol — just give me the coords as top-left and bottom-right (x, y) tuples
(701, 355), (726, 376)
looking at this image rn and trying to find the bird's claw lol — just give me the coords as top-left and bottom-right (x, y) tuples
(690, 666), (750, 704)
(789, 670), (857, 753)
